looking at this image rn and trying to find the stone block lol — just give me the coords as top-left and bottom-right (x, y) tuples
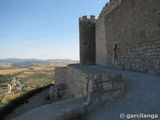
(101, 74), (110, 82)
(103, 82), (112, 90)
(115, 74), (123, 81)
(113, 81), (125, 90)
(102, 74), (123, 82)
(112, 90), (122, 97)
(49, 84), (66, 102)
(54, 67), (67, 85)
(109, 74), (123, 81)
(97, 82), (103, 90)
(101, 92), (111, 101)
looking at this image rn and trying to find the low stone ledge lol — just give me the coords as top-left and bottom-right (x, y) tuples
(49, 84), (66, 102)
(54, 67), (67, 85)
(53, 64), (126, 105)
(47, 65), (126, 120)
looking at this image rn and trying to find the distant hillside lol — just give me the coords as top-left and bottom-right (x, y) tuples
(0, 58), (79, 63)
(0, 58), (40, 63)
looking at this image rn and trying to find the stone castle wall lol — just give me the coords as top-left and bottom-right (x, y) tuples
(54, 67), (67, 85)
(65, 65), (89, 98)
(96, 0), (160, 74)
(54, 64), (125, 104)
(96, 0), (121, 66)
(79, 16), (96, 65)
(54, 65), (90, 98)
(51, 0), (160, 107)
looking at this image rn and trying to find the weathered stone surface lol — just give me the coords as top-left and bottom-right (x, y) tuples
(113, 81), (125, 90)
(101, 74), (110, 82)
(54, 64), (125, 104)
(101, 73), (123, 82)
(49, 84), (66, 102)
(103, 82), (112, 91)
(96, 0), (160, 74)
(54, 67), (67, 85)
(79, 16), (96, 65)
(65, 66), (89, 98)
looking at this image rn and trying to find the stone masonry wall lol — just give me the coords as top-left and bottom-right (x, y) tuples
(79, 16), (96, 65)
(96, 13), (107, 66)
(54, 64), (125, 103)
(96, 0), (121, 66)
(54, 67), (67, 85)
(54, 66), (89, 98)
(96, 0), (160, 74)
(65, 65), (89, 98)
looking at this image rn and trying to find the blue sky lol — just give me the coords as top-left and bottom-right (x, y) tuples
(0, 0), (108, 60)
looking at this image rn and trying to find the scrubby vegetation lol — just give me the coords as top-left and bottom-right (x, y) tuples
(0, 85), (51, 120)
(0, 61), (70, 110)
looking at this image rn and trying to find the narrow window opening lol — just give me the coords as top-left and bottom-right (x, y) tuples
(114, 43), (118, 61)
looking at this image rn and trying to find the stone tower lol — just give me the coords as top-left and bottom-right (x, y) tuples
(79, 15), (96, 65)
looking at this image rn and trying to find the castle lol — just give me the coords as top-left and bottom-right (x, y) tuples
(12, 0), (160, 119)
(80, 0), (160, 73)
(52, 0), (160, 102)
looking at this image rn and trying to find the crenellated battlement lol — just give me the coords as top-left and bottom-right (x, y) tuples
(98, 0), (122, 19)
(79, 15), (96, 22)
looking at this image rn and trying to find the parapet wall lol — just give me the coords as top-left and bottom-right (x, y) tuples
(54, 67), (67, 85)
(54, 64), (125, 103)
(96, 0), (160, 74)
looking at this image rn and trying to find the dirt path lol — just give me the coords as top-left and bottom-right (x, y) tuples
(5, 88), (49, 120)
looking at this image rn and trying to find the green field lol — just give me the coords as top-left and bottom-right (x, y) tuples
(0, 61), (69, 108)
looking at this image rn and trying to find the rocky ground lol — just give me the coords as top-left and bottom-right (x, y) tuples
(10, 98), (86, 120)
(5, 88), (50, 120)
